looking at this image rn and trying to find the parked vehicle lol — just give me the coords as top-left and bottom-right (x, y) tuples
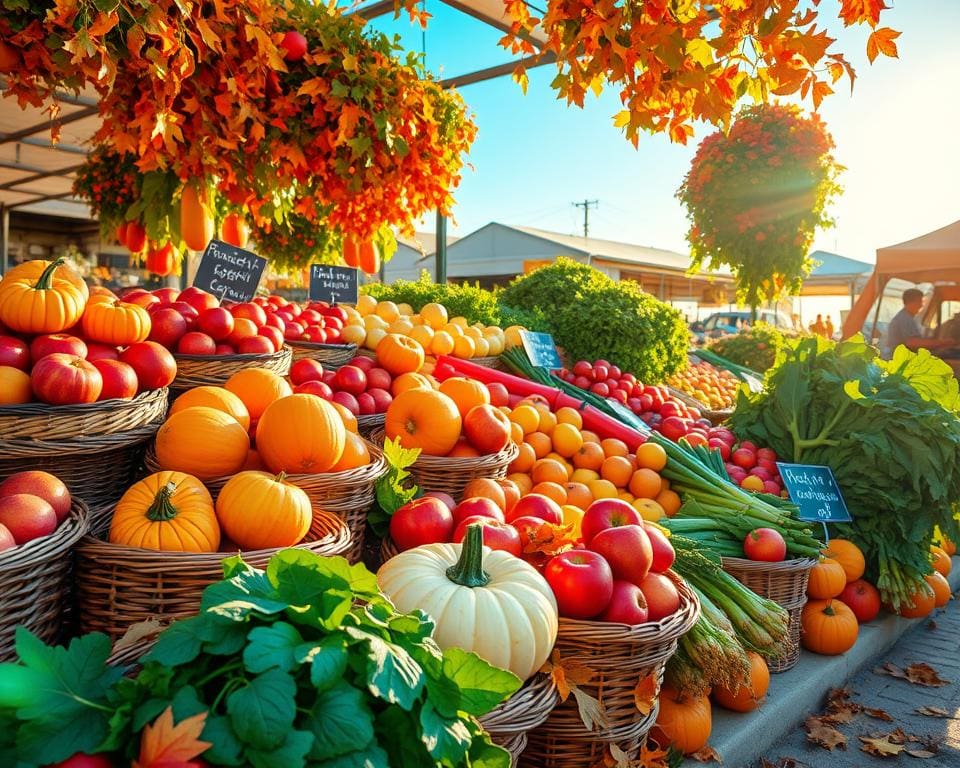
(690, 310), (794, 341)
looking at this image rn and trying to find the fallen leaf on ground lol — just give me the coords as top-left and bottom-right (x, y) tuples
(904, 663), (951, 687)
(915, 706), (950, 717)
(859, 735), (905, 758)
(926, 620), (937, 631)
(805, 717), (847, 750)
(636, 742), (671, 768)
(864, 707), (894, 721)
(822, 687), (862, 724)
(760, 759), (810, 768)
(689, 745), (722, 763)
(906, 749), (937, 759)
(634, 673), (658, 716)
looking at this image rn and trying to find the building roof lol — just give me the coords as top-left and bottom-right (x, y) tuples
(807, 249), (873, 278)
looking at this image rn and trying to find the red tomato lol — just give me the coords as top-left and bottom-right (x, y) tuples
(544, 550), (614, 619)
(742, 528), (786, 562)
(198, 307), (235, 342)
(119, 342), (177, 391)
(453, 517), (521, 556)
(290, 358), (325, 385)
(31, 354), (102, 404)
(389, 497), (454, 550)
(231, 302), (267, 327)
(837, 578), (881, 623)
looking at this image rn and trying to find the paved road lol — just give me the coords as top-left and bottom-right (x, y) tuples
(759, 594), (960, 767)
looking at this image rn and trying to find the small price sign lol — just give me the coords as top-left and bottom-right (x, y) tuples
(309, 264), (359, 305)
(520, 330), (562, 370)
(192, 240), (267, 303)
(776, 462), (852, 523)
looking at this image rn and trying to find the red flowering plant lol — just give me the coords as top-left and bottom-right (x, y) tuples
(677, 104), (843, 312)
(71, 148), (141, 237)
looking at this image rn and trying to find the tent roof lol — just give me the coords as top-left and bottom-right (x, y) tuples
(807, 249), (873, 278)
(875, 219), (960, 283)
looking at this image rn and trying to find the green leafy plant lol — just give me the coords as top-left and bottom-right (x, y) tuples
(708, 324), (791, 373)
(0, 551), (519, 767)
(368, 437), (421, 538)
(499, 258), (689, 383)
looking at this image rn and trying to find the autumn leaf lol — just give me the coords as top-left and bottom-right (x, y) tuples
(866, 27), (900, 63)
(133, 707), (211, 768)
(523, 520), (580, 558)
(906, 749), (938, 759)
(878, 662), (951, 687)
(634, 673), (658, 717)
(804, 716), (847, 750)
(859, 735), (905, 758)
(112, 618), (164, 659)
(638, 741), (671, 768)
(863, 707), (894, 722)
(915, 706), (950, 717)
(689, 744), (722, 763)
(540, 650), (607, 732)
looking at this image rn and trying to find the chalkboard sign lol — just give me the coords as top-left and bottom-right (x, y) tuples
(776, 462), (852, 523)
(309, 264), (359, 305)
(520, 330), (563, 370)
(192, 240), (267, 303)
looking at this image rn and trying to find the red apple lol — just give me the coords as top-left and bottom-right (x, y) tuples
(148, 307), (189, 349)
(638, 572), (680, 621)
(152, 287), (179, 305)
(84, 342), (120, 362)
(367, 387), (393, 413)
(838, 579), (881, 623)
(463, 404), (511, 455)
(389, 496), (453, 550)
(357, 392), (376, 416)
(451, 497), (505, 527)
(168, 301), (199, 328)
(0, 494), (57, 544)
(177, 286), (218, 313)
(0, 471), (71, 522)
(642, 523), (675, 573)
(589, 524), (654, 585)
(601, 580), (650, 624)
(486, 382), (509, 407)
(228, 318), (260, 346)
(92, 359), (138, 401)
(264, 313), (286, 332)
(331, 391), (359, 416)
(0, 336), (30, 370)
(231, 302), (267, 327)
(177, 332), (217, 356)
(283, 321), (305, 341)
(290, 358), (325, 385)
(453, 518), (522, 557)
(125, 291), (160, 310)
(0, 523), (14, 553)
(322, 306), (348, 323)
(348, 355), (375, 372)
(544, 550), (614, 619)
(294, 381), (333, 399)
(197, 307), (234, 341)
(31, 354), (102, 404)
(237, 336), (275, 355)
(580, 499), (643, 544)
(119, 341), (177, 390)
(30, 334), (87, 363)
(215, 343), (235, 355)
(365, 367), (392, 391)
(423, 491), (456, 510)
(505, 494), (563, 525)
(333, 365), (367, 396)
(258, 326), (283, 352)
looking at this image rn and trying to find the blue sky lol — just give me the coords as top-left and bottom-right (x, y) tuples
(366, 1), (960, 267)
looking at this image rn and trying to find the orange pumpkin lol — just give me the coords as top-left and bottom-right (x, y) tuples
(358, 240), (381, 274)
(712, 652), (769, 712)
(801, 599), (859, 655)
(242, 449), (265, 470)
(256, 394), (346, 474)
(215, 470), (311, 549)
(807, 557), (846, 599)
(651, 687), (712, 755)
(4, 257), (89, 301)
(155, 406), (250, 480)
(330, 402), (359, 434)
(438, 376), (490, 420)
(225, 368), (292, 422)
(220, 213), (249, 248)
(822, 539), (865, 583)
(180, 182), (214, 251)
(329, 431), (371, 472)
(0, 366), (32, 404)
(895, 581), (937, 618)
(376, 334), (425, 376)
(81, 296), (151, 346)
(930, 546), (952, 577)
(170, 386), (251, 431)
(925, 572), (951, 608)
(385, 388), (462, 456)
(937, 533), (956, 556)
(0, 258), (87, 334)
(391, 372), (432, 397)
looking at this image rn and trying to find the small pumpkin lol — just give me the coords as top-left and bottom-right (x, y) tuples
(180, 182), (214, 251)
(800, 599), (859, 655)
(109, 471), (219, 552)
(806, 557), (846, 599)
(651, 687), (712, 755)
(930, 545), (952, 577)
(376, 333), (424, 376)
(155, 406), (250, 480)
(895, 581), (937, 619)
(215, 471), (311, 549)
(822, 538), (865, 583)
(3, 257), (89, 301)
(712, 651), (769, 713)
(925, 572), (951, 608)
(377, 524), (558, 681)
(0, 258), (87, 334)
(224, 367), (292, 422)
(936, 532), (956, 556)
(385, 388), (462, 456)
(81, 296), (151, 346)
(170, 386), (251, 431)
(256, 394), (346, 474)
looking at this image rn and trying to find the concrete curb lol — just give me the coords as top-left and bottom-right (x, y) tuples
(680, 556), (960, 768)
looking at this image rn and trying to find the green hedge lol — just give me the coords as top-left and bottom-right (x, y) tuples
(498, 258), (689, 383)
(707, 323), (790, 373)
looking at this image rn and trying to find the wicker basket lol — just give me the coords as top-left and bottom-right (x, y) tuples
(75, 508), (353, 640)
(288, 341), (357, 368)
(721, 556), (816, 672)
(357, 413), (386, 435)
(379, 535), (400, 564)
(481, 674), (558, 765)
(666, 385), (733, 425)
(370, 427), (519, 501)
(524, 573), (699, 768)
(0, 499), (90, 660)
(144, 440), (386, 562)
(471, 355), (502, 370)
(172, 346), (292, 389)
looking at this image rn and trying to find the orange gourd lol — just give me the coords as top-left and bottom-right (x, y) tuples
(712, 652), (769, 712)
(896, 582), (937, 618)
(220, 213), (249, 248)
(170, 386), (251, 431)
(81, 296), (151, 346)
(215, 471), (311, 549)
(376, 334), (424, 376)
(224, 368), (292, 422)
(0, 258), (87, 334)
(329, 431), (371, 472)
(342, 234), (360, 268)
(807, 557), (846, 599)
(651, 687), (712, 755)
(256, 394), (346, 474)
(109, 471), (219, 552)
(438, 376), (490, 419)
(930, 546), (952, 577)
(155, 406), (250, 480)
(925, 572), (951, 608)
(330, 402), (359, 434)
(801, 599), (859, 654)
(822, 539), (865, 583)
(385, 388), (462, 456)
(937, 533), (956, 556)
(391, 372), (432, 397)
(146, 243), (177, 276)
(4, 257), (89, 301)
(180, 182), (214, 251)
(358, 240), (381, 274)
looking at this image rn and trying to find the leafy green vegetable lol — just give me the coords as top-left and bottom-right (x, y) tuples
(368, 437), (421, 537)
(0, 551), (519, 767)
(707, 323), (791, 373)
(730, 335), (960, 608)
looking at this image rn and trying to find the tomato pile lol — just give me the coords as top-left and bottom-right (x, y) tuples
(0, 471), (73, 551)
(708, 429), (785, 497)
(289, 356), (397, 417)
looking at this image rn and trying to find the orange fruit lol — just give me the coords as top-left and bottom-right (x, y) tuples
(452, 335), (476, 359)
(545, 452), (573, 476)
(629, 468), (663, 500)
(507, 472), (534, 495)
(510, 404), (540, 435)
(563, 482), (593, 509)
(656, 488), (682, 517)
(636, 442), (668, 472)
(601, 438), (629, 458)
(600, 456), (633, 488)
(581, 430), (600, 444)
(525, 431), (553, 459)
(552, 423), (584, 458)
(555, 406), (583, 430)
(571, 468), (600, 485)
(587, 478), (618, 500)
(430, 331), (455, 356)
(536, 407), (557, 435)
(392, 372), (432, 396)
(633, 498), (666, 522)
(421, 302), (448, 329)
(531, 481), (567, 506)
(510, 442), (537, 473)
(573, 441), (605, 471)
(330, 431), (371, 471)
(438, 377), (490, 419)
(0, 367), (33, 405)
(618, 491), (635, 503)
(448, 439), (480, 457)
(442, 322), (464, 337)
(531, 459), (569, 486)
(330, 402), (359, 434)
(462, 478), (507, 511)
(496, 478), (521, 513)
(510, 421), (524, 444)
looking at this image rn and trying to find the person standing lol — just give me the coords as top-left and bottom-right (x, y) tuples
(883, 288), (953, 358)
(809, 314), (825, 336)
(824, 316), (835, 339)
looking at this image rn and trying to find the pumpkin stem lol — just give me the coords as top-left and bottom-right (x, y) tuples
(445, 524), (491, 588)
(146, 482), (180, 522)
(34, 257), (67, 291)
(823, 602), (836, 616)
(275, 471), (287, 484)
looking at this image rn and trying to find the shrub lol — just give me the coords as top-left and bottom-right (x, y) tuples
(499, 258), (688, 383)
(708, 323), (789, 372)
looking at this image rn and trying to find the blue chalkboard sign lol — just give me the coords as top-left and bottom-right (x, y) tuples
(308, 265), (359, 305)
(192, 240), (267, 303)
(521, 330), (563, 370)
(776, 462), (852, 523)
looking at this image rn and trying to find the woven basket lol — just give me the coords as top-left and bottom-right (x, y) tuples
(471, 355), (502, 370)
(666, 385), (733, 425)
(721, 556), (816, 672)
(482, 674), (558, 765)
(370, 427), (519, 501)
(524, 573), (699, 768)
(357, 413), (386, 435)
(0, 499), (90, 660)
(379, 535), (400, 565)
(144, 440), (386, 562)
(288, 341), (357, 368)
(172, 346), (292, 389)
(75, 508), (353, 640)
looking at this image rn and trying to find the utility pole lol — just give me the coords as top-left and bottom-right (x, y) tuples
(573, 199), (598, 238)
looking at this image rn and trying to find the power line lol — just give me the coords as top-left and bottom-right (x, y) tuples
(572, 199), (599, 238)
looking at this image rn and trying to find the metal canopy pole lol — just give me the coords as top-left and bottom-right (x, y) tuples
(436, 211), (447, 283)
(0, 205), (8, 275)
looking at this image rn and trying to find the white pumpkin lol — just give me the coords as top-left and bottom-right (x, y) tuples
(377, 525), (558, 681)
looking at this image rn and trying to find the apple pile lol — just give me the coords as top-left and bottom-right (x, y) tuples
(288, 355), (394, 418)
(706, 428), (785, 497)
(0, 471), (73, 552)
